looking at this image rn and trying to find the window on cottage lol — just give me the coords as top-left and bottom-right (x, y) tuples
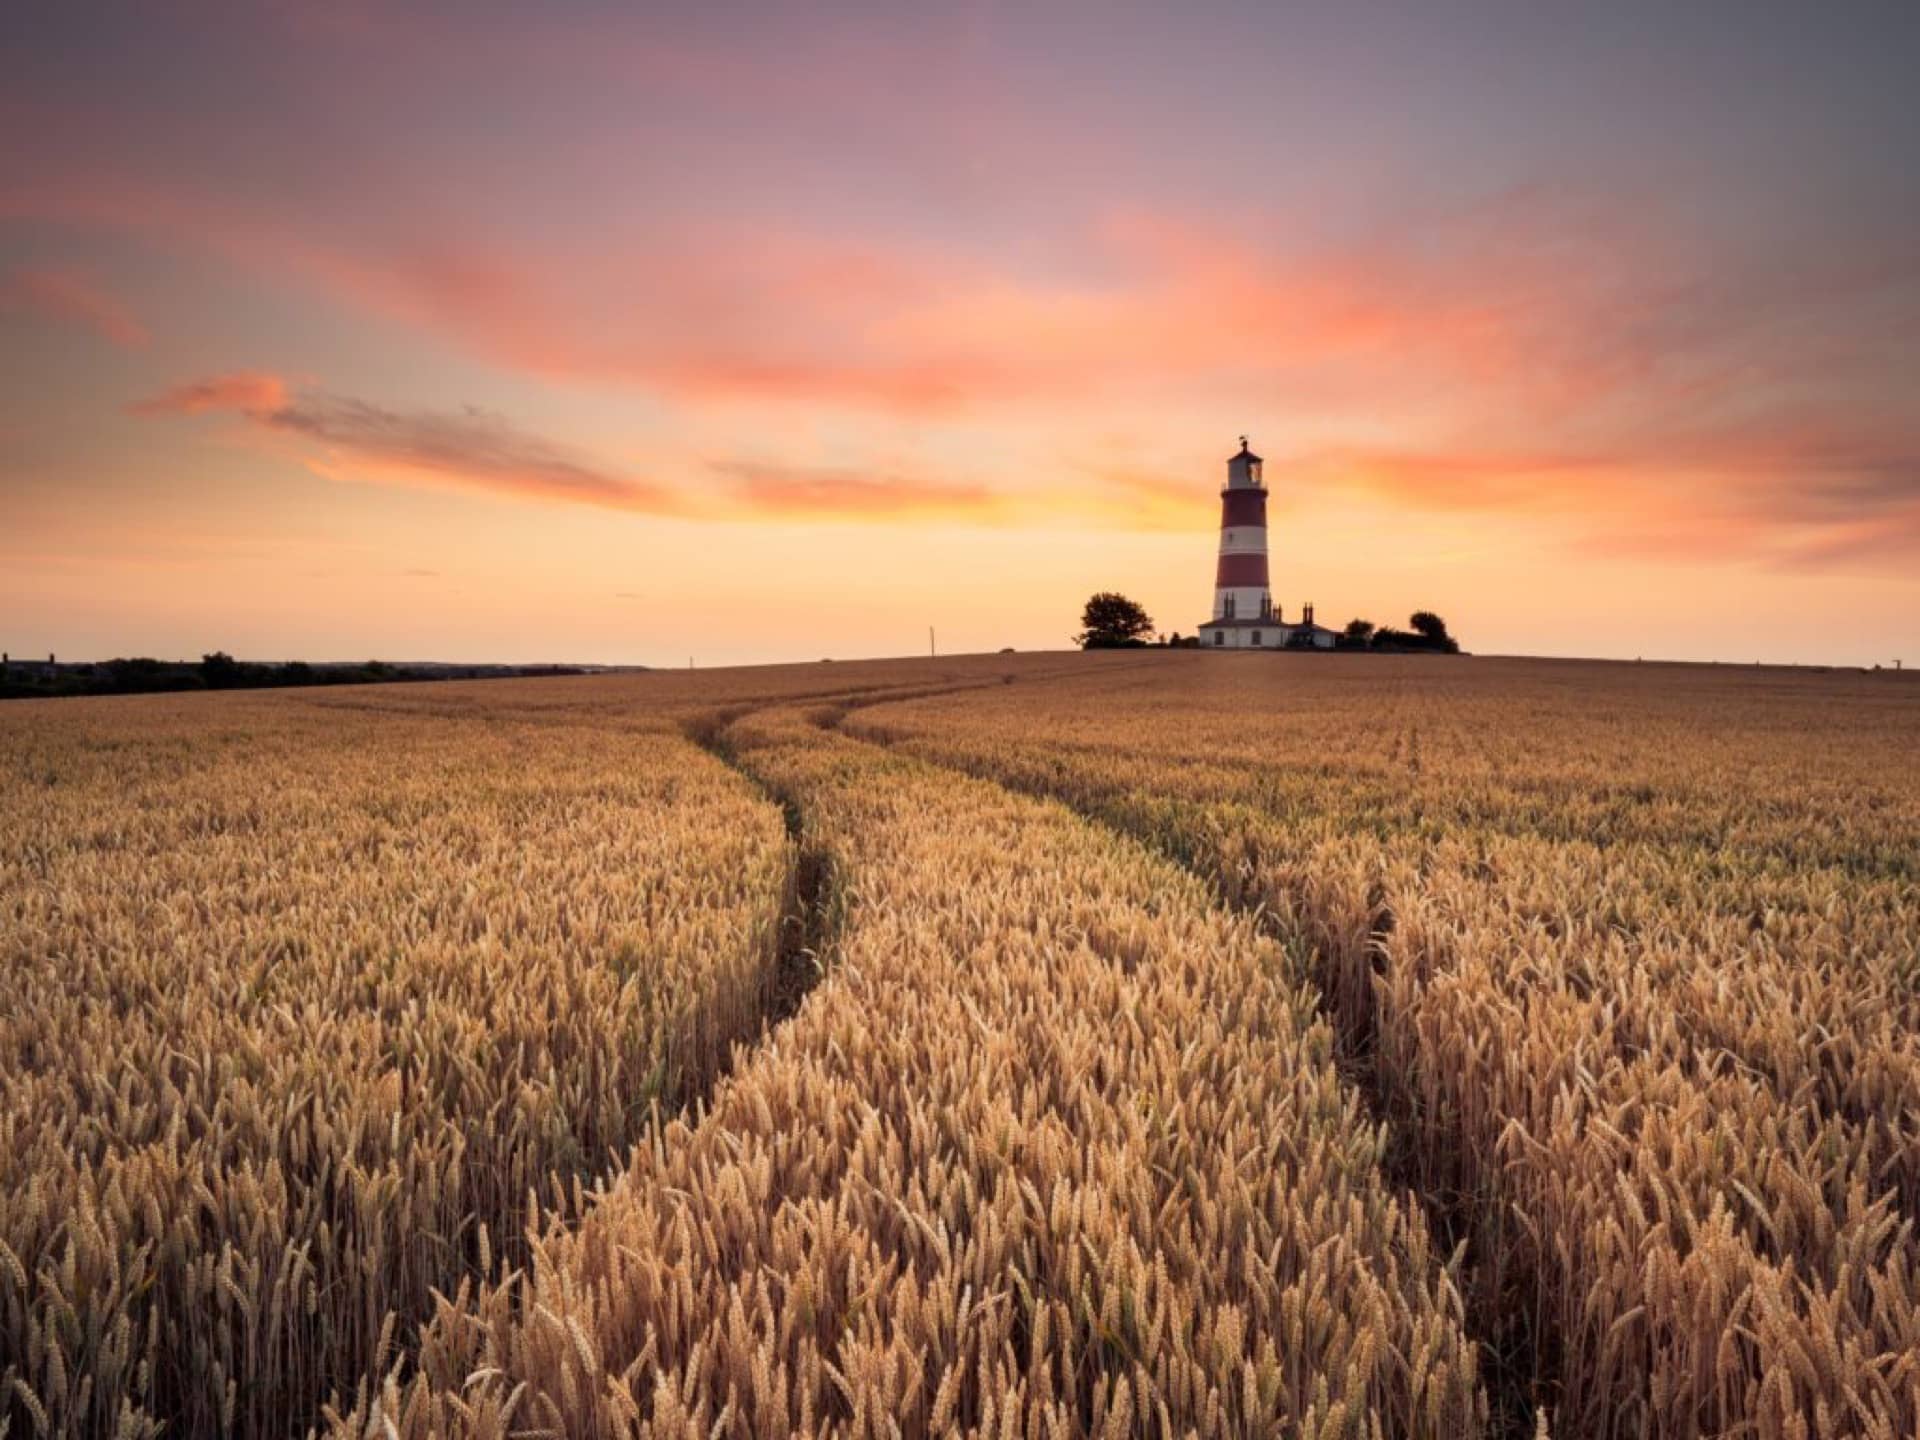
(1213, 631), (1224, 646)
(1251, 630), (1261, 645)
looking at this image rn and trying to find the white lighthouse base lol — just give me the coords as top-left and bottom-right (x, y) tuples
(1197, 619), (1337, 649)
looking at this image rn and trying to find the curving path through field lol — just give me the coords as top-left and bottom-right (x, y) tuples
(338, 702), (1489, 1437)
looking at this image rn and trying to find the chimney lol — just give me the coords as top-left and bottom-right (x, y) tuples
(1303, 602), (1314, 627)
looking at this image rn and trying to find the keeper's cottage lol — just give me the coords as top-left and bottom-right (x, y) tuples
(1197, 438), (1337, 649)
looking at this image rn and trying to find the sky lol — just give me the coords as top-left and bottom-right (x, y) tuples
(2, 0), (1917, 668)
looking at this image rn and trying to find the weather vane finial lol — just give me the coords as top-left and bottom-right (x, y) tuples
(1239, 434), (1248, 450)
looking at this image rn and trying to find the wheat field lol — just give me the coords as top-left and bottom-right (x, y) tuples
(2, 654), (1915, 1438)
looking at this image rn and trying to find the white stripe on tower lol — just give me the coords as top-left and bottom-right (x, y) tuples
(1217, 526), (1268, 555)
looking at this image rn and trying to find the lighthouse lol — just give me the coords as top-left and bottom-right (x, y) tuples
(1196, 437), (1336, 649)
(1212, 437), (1270, 625)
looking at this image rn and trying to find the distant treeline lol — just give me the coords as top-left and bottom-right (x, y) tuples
(1339, 613), (1463, 653)
(0, 652), (596, 701)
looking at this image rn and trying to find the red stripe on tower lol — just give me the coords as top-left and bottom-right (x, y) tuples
(1220, 489), (1267, 528)
(1215, 552), (1269, 586)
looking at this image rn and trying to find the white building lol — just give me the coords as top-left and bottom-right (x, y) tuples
(1196, 438), (1337, 650)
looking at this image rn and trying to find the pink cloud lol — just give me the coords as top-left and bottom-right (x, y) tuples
(23, 174), (1920, 568)
(10, 175), (1901, 426)
(4, 178), (1577, 413)
(1, 264), (150, 348)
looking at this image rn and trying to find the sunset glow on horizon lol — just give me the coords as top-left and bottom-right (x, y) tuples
(4, 1), (1917, 667)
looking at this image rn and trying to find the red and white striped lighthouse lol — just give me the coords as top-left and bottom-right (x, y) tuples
(1212, 436), (1271, 624)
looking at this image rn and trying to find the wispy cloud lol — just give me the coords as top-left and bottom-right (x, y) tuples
(130, 371), (1024, 525)
(133, 371), (680, 515)
(1, 264), (150, 348)
(274, 394), (680, 512)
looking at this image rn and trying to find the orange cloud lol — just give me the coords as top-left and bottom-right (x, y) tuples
(1, 264), (150, 348)
(1298, 448), (1617, 511)
(1058, 465), (1210, 533)
(715, 461), (1003, 520)
(1306, 428), (1920, 575)
(131, 370), (289, 416)
(330, 223), (1463, 415)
